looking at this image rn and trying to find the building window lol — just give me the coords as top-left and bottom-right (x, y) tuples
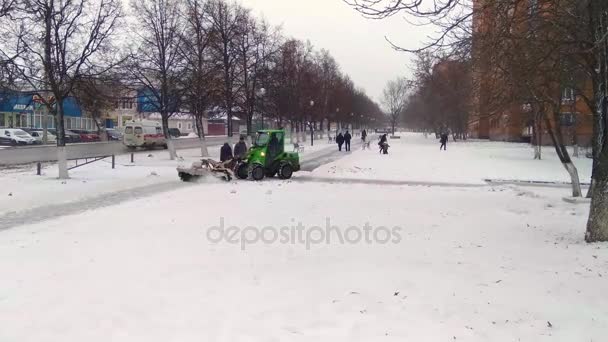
(560, 112), (576, 126)
(187, 123), (192, 130)
(562, 88), (575, 103)
(529, 0), (538, 15)
(178, 122), (182, 129)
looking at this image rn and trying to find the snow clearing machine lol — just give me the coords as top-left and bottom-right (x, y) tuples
(176, 129), (300, 182)
(234, 129), (300, 181)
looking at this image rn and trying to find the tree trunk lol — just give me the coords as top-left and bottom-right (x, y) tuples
(563, 161), (583, 197)
(161, 114), (176, 160)
(587, 170), (608, 242)
(544, 114), (581, 197)
(55, 100), (69, 179)
(195, 115), (208, 157)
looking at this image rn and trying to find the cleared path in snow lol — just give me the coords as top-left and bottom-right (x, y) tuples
(0, 141), (360, 230)
(300, 140), (362, 171)
(0, 181), (193, 231)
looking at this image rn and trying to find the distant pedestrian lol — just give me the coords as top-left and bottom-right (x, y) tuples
(440, 133), (448, 151)
(336, 132), (345, 151)
(361, 129), (367, 142)
(220, 142), (233, 162)
(344, 130), (352, 151)
(233, 136), (248, 159)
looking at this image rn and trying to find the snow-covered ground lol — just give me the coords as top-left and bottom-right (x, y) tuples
(315, 133), (593, 184)
(0, 140), (333, 217)
(0, 133), (606, 341)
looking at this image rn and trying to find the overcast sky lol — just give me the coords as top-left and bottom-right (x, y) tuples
(239, 0), (432, 102)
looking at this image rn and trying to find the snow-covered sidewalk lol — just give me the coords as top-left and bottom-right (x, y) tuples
(0, 133), (606, 341)
(314, 133), (593, 185)
(0, 141), (334, 217)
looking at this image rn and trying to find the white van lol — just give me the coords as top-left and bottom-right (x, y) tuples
(123, 120), (167, 150)
(0, 128), (37, 146)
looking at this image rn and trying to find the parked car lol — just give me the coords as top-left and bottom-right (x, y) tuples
(0, 128), (37, 146)
(20, 128), (43, 144)
(23, 129), (56, 144)
(48, 129), (82, 143)
(71, 129), (101, 142)
(106, 128), (123, 141)
(168, 128), (181, 138)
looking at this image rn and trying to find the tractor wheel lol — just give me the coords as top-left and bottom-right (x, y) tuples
(278, 163), (294, 179)
(249, 164), (265, 181)
(236, 162), (249, 180)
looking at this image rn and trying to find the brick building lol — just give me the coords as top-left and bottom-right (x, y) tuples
(468, 0), (594, 146)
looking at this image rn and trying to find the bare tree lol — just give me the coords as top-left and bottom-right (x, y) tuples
(382, 77), (410, 135)
(236, 16), (281, 137)
(0, 0), (123, 178)
(72, 75), (123, 139)
(181, 0), (217, 156)
(129, 0), (186, 160)
(207, 0), (245, 137)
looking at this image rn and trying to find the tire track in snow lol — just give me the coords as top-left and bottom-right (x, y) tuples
(0, 181), (194, 231)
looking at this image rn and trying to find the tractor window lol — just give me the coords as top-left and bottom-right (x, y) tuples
(255, 132), (270, 146)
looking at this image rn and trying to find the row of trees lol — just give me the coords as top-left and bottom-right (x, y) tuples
(0, 0), (383, 156)
(400, 53), (471, 139)
(346, 0), (608, 241)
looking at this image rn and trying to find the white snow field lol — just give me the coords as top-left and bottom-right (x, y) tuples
(0, 133), (606, 342)
(316, 133), (593, 184)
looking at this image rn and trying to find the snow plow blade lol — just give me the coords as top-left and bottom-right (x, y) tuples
(177, 159), (234, 182)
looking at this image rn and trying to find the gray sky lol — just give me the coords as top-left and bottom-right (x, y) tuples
(240, 0), (432, 102)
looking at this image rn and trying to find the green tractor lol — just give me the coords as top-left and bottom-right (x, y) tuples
(235, 129), (300, 181)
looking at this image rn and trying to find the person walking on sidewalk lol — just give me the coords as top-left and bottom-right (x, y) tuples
(336, 132), (345, 151)
(440, 132), (448, 151)
(378, 134), (387, 154)
(361, 129), (367, 142)
(344, 130), (352, 151)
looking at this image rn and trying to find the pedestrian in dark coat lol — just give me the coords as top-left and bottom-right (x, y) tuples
(378, 134), (387, 154)
(344, 131), (352, 151)
(233, 136), (248, 159)
(440, 133), (448, 151)
(361, 129), (367, 142)
(336, 132), (345, 151)
(220, 142), (233, 162)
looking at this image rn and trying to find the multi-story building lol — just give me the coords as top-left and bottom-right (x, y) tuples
(0, 92), (93, 130)
(468, 0), (594, 146)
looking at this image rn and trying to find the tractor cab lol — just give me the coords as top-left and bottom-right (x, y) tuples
(236, 129), (300, 180)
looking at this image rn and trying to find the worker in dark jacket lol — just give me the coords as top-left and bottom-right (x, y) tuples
(344, 130), (352, 151)
(336, 132), (345, 151)
(234, 136), (248, 159)
(220, 142), (233, 162)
